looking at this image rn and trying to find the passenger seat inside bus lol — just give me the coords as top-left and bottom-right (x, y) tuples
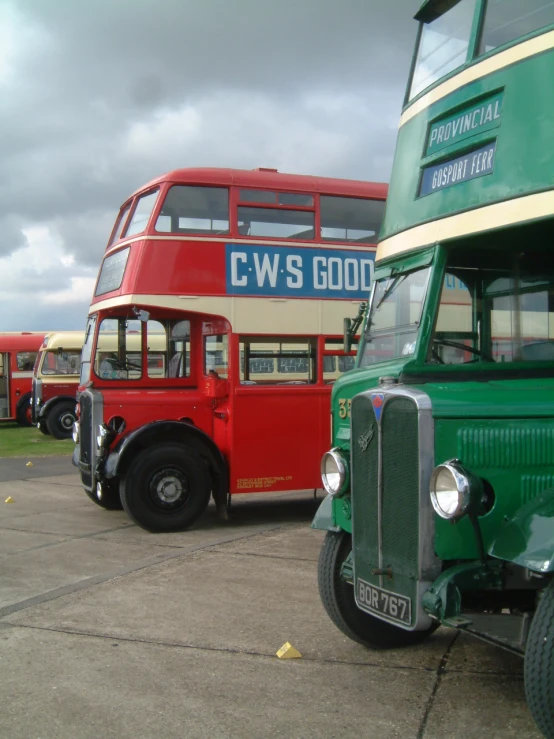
(168, 352), (184, 378)
(521, 341), (554, 361)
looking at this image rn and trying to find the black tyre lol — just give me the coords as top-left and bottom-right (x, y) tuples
(84, 479), (124, 511)
(525, 579), (554, 738)
(318, 530), (437, 649)
(16, 394), (33, 427)
(120, 443), (211, 532)
(46, 401), (76, 440)
(37, 420), (50, 435)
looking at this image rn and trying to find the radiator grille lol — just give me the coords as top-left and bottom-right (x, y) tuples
(381, 397), (419, 579)
(351, 393), (379, 568)
(79, 392), (93, 488)
(351, 391), (422, 628)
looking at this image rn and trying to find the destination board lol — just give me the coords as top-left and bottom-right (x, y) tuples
(419, 141), (497, 197)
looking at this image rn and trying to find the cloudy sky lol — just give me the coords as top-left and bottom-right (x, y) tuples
(0, 0), (420, 331)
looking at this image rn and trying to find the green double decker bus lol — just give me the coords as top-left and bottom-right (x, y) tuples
(314, 1), (554, 735)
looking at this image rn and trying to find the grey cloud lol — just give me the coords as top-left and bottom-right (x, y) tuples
(0, 0), (422, 330)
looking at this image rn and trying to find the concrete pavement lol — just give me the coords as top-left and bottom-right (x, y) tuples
(0, 456), (541, 738)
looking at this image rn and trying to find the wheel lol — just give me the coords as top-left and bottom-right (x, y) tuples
(16, 394), (33, 427)
(524, 579), (554, 738)
(119, 443), (211, 532)
(318, 531), (437, 649)
(37, 420), (50, 435)
(84, 479), (123, 511)
(46, 401), (76, 440)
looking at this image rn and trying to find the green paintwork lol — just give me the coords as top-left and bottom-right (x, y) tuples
(422, 560), (503, 624)
(382, 38), (554, 243)
(311, 494), (340, 532)
(433, 408), (554, 560)
(489, 490), (554, 572)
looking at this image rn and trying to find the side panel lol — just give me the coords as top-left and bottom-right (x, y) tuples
(230, 386), (328, 493)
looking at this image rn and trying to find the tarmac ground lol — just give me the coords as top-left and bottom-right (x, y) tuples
(0, 456), (542, 738)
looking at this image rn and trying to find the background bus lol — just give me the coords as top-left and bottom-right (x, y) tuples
(33, 331), (84, 439)
(0, 332), (46, 426)
(313, 3), (554, 737)
(73, 167), (387, 532)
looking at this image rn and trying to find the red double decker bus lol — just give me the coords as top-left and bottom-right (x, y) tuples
(0, 332), (45, 426)
(73, 167), (386, 532)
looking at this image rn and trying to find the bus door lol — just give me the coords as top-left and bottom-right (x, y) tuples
(0, 353), (10, 418)
(230, 336), (326, 493)
(202, 327), (230, 446)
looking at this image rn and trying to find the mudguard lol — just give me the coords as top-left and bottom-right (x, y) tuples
(311, 494), (340, 532)
(38, 395), (76, 420)
(103, 420), (229, 508)
(489, 489), (554, 573)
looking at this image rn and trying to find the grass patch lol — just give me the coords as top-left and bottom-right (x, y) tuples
(0, 422), (73, 458)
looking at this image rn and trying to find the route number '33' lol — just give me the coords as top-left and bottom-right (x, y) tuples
(338, 398), (352, 419)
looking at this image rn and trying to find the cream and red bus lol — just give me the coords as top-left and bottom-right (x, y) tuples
(73, 167), (386, 531)
(0, 332), (45, 426)
(32, 331), (84, 439)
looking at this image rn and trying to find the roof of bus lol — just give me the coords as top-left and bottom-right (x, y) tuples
(414, 0), (450, 22)
(130, 167), (388, 201)
(0, 333), (46, 352)
(42, 331), (85, 350)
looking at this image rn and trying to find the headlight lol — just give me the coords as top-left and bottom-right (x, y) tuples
(96, 424), (109, 450)
(430, 459), (479, 520)
(321, 448), (348, 497)
(72, 421), (80, 444)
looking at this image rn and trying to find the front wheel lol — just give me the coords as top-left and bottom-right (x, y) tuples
(318, 531), (437, 649)
(16, 394), (33, 427)
(524, 579), (554, 738)
(37, 420), (50, 435)
(84, 479), (123, 511)
(46, 401), (76, 440)
(119, 443), (211, 532)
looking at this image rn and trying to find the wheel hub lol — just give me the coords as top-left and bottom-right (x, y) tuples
(151, 469), (189, 506)
(60, 413), (74, 430)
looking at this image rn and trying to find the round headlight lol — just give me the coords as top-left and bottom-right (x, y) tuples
(321, 449), (348, 497)
(430, 460), (472, 520)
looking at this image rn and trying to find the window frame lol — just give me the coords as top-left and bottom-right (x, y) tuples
(93, 314), (197, 387)
(405, 0), (554, 107)
(153, 184), (231, 236)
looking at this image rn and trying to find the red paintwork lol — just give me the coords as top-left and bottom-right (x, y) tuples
(0, 333), (45, 422)
(85, 168), (388, 495)
(40, 380), (80, 405)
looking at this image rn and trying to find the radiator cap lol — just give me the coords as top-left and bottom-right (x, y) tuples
(378, 375), (398, 387)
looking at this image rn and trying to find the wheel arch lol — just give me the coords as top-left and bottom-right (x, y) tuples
(38, 395), (76, 421)
(489, 488), (554, 573)
(105, 420), (229, 508)
(15, 391), (32, 415)
(15, 391), (33, 426)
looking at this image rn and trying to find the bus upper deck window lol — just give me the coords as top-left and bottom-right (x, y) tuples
(320, 196), (385, 244)
(109, 202), (132, 245)
(124, 189), (159, 238)
(155, 186), (229, 235)
(479, 0), (554, 55)
(409, 0), (477, 101)
(237, 207), (314, 240)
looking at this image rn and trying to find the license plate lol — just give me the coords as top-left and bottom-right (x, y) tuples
(356, 578), (411, 626)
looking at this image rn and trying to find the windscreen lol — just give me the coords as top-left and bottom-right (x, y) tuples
(359, 267), (431, 366)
